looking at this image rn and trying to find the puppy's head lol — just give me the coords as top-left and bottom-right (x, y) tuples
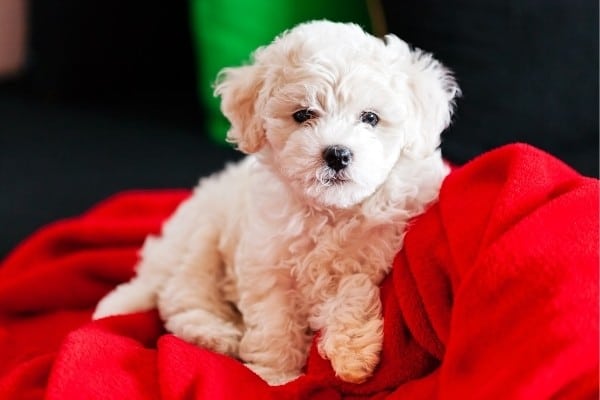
(215, 20), (460, 209)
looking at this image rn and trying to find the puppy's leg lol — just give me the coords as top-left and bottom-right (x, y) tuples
(237, 267), (311, 386)
(93, 195), (203, 320)
(92, 278), (155, 319)
(93, 235), (184, 319)
(158, 225), (243, 357)
(316, 273), (383, 384)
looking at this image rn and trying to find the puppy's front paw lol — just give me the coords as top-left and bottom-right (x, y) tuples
(318, 321), (383, 384)
(327, 343), (380, 384)
(244, 362), (302, 386)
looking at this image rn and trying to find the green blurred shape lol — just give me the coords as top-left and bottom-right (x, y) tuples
(190, 0), (371, 145)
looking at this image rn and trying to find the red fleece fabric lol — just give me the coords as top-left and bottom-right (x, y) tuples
(0, 143), (598, 399)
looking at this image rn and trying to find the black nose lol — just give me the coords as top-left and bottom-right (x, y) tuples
(322, 145), (353, 172)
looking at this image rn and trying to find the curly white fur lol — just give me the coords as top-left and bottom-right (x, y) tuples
(93, 20), (460, 385)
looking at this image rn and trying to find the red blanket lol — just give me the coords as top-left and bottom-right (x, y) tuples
(1, 143), (598, 399)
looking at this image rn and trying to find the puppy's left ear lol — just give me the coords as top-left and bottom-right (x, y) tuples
(385, 34), (461, 155)
(214, 61), (267, 154)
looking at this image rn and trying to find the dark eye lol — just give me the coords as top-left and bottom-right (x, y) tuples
(293, 109), (316, 123)
(360, 111), (379, 127)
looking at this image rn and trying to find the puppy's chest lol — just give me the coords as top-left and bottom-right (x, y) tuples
(286, 215), (401, 298)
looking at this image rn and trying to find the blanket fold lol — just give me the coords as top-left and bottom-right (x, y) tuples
(0, 144), (597, 399)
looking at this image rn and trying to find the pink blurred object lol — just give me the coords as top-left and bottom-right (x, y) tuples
(0, 0), (26, 77)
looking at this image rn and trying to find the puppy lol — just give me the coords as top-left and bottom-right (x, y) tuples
(93, 20), (459, 385)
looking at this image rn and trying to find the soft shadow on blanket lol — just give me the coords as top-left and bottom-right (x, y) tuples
(0, 143), (598, 399)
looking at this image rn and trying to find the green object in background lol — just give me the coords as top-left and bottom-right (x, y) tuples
(190, 0), (372, 145)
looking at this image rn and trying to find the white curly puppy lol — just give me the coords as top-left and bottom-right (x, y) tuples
(93, 20), (459, 385)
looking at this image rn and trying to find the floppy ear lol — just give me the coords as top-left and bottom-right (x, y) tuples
(214, 62), (267, 154)
(385, 34), (461, 156)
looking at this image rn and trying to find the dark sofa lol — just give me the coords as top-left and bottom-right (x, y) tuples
(1, 0), (597, 258)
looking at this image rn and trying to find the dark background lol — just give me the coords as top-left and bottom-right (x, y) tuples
(1, 0), (598, 258)
(383, 0), (598, 173)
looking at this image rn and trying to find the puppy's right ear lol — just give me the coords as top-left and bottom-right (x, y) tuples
(214, 62), (267, 154)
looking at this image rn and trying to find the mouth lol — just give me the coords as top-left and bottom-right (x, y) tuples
(316, 167), (351, 187)
(323, 175), (349, 186)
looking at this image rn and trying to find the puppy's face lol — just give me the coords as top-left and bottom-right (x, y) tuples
(262, 64), (410, 208)
(216, 21), (459, 209)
